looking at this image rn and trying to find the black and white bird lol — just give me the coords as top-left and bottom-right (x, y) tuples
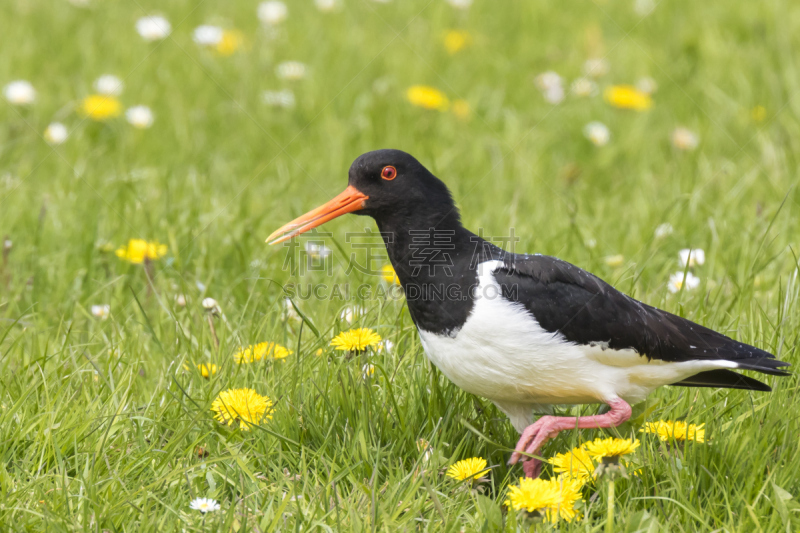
(267, 149), (790, 477)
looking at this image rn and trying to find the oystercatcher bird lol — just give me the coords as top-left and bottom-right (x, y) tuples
(267, 149), (790, 477)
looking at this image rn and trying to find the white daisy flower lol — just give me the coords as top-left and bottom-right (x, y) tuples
(636, 77), (658, 95)
(304, 242), (331, 259)
(668, 271), (701, 293)
(3, 80), (36, 105)
(583, 58), (610, 78)
(584, 121), (610, 146)
(446, 0), (472, 9)
(276, 61), (307, 81)
(362, 364), (376, 379)
(91, 304), (110, 320)
(136, 15), (172, 41)
(262, 89), (295, 108)
(672, 127), (699, 151)
(315, 0), (339, 11)
(679, 248), (705, 268)
(571, 77), (597, 97)
(189, 498), (220, 513)
(126, 105), (154, 129)
(634, 0), (657, 16)
(202, 297), (220, 314)
(258, 1), (288, 25)
(654, 223), (673, 239)
(534, 71), (562, 92)
(543, 84), (565, 105)
(376, 340), (394, 353)
(3, 239), (11, 252)
(94, 75), (123, 96)
(193, 25), (224, 46)
(339, 305), (365, 323)
(175, 294), (187, 307)
(44, 123), (68, 145)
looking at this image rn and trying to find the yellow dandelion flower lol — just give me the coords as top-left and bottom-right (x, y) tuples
(505, 477), (582, 523)
(751, 105), (767, 122)
(315, 348), (324, 356)
(197, 363), (219, 378)
(451, 99), (471, 120)
(234, 342), (293, 364)
(216, 29), (244, 56)
(381, 264), (400, 285)
(211, 388), (272, 430)
(604, 254), (624, 267)
(330, 328), (382, 352)
(406, 85), (450, 111)
(642, 420), (705, 443)
(115, 239), (168, 264)
(80, 94), (123, 121)
(604, 85), (652, 111)
(443, 30), (471, 54)
(548, 446), (596, 483)
(446, 457), (489, 481)
(584, 437), (640, 462)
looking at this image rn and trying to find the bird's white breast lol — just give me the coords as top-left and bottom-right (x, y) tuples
(416, 260), (736, 429)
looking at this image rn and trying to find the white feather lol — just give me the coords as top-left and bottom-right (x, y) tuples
(417, 260), (737, 432)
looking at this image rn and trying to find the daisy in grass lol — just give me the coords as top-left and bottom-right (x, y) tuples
(443, 30), (471, 54)
(668, 271), (700, 293)
(91, 304), (110, 320)
(584, 437), (640, 465)
(126, 105), (154, 129)
(583, 58), (609, 78)
(115, 239), (167, 263)
(136, 15), (171, 41)
(362, 363), (376, 379)
(642, 420), (705, 443)
(197, 363), (219, 378)
(672, 127), (699, 151)
(44, 122), (68, 145)
(258, 1), (288, 25)
(584, 121), (610, 146)
(234, 342), (292, 364)
(446, 457), (489, 482)
(679, 248), (705, 268)
(604, 85), (652, 111)
(263, 90), (295, 108)
(189, 497), (220, 513)
(406, 85), (449, 111)
(94, 75), (123, 96)
(193, 25), (224, 46)
(315, 0), (339, 11)
(276, 61), (307, 81)
(654, 223), (673, 239)
(534, 71), (565, 105)
(80, 95), (122, 121)
(381, 264), (400, 285)
(330, 328), (381, 352)
(636, 76), (658, 95)
(548, 446), (596, 483)
(339, 305), (365, 323)
(211, 388), (272, 430)
(3, 80), (36, 105)
(505, 477), (583, 523)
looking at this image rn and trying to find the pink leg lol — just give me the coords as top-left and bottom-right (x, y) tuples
(508, 398), (632, 477)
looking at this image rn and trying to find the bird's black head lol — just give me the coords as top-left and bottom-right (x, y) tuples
(267, 149), (460, 244)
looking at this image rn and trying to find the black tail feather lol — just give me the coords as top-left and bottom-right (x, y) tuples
(734, 357), (791, 376)
(673, 369), (773, 392)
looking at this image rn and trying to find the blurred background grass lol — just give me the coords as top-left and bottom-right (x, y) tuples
(1, 0), (800, 530)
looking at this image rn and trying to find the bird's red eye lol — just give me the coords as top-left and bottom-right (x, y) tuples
(381, 166), (397, 181)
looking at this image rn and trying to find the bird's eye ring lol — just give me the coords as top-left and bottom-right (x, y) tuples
(381, 166), (397, 181)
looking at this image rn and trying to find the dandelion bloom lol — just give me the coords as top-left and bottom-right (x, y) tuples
(642, 420), (705, 443)
(678, 248), (705, 268)
(189, 498), (220, 513)
(3, 80), (36, 105)
(94, 74), (123, 96)
(115, 239), (167, 264)
(446, 457), (489, 481)
(668, 271), (700, 293)
(406, 85), (449, 111)
(197, 363), (219, 378)
(505, 477), (582, 523)
(211, 388), (273, 430)
(548, 446), (596, 483)
(443, 30), (471, 54)
(381, 264), (400, 285)
(584, 437), (640, 463)
(44, 122), (68, 145)
(80, 95), (122, 121)
(330, 328), (382, 352)
(751, 105), (767, 122)
(604, 254), (624, 267)
(136, 15), (172, 41)
(604, 85), (652, 111)
(234, 342), (292, 363)
(126, 105), (154, 129)
(216, 30), (244, 56)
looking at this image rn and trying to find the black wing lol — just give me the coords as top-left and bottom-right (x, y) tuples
(492, 254), (789, 389)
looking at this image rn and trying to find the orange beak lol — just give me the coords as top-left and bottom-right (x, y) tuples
(266, 185), (369, 245)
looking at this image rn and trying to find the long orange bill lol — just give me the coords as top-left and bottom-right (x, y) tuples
(266, 185), (369, 245)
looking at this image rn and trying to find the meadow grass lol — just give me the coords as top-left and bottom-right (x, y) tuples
(1, 0), (800, 530)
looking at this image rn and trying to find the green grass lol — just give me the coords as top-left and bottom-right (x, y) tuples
(2, 0), (800, 530)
